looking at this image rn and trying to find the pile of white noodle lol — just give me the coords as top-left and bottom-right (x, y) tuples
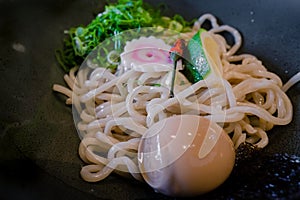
(53, 14), (300, 182)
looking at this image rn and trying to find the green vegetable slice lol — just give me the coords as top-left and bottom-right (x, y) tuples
(183, 28), (211, 83)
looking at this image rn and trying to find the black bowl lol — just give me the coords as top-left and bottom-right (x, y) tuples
(0, 0), (299, 199)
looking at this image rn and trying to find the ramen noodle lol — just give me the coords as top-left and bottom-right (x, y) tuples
(53, 14), (299, 184)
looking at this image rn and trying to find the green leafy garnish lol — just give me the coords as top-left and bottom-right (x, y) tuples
(181, 29), (211, 83)
(56, 0), (194, 72)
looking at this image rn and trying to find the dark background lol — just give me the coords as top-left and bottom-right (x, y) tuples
(0, 0), (299, 199)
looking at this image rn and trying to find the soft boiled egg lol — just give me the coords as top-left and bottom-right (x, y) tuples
(138, 115), (235, 197)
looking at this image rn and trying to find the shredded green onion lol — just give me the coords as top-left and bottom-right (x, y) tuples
(56, 0), (194, 72)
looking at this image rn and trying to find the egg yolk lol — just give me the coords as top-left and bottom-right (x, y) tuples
(138, 115), (235, 197)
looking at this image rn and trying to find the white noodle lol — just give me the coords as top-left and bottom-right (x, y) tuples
(52, 13), (299, 183)
(282, 72), (300, 92)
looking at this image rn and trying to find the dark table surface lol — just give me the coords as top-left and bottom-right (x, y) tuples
(0, 0), (299, 199)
